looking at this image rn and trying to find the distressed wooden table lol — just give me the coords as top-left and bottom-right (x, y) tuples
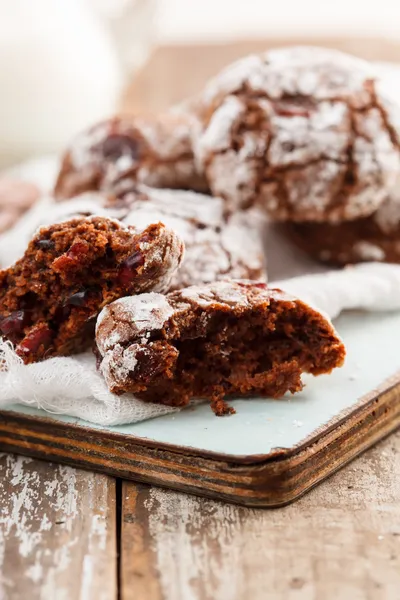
(1, 39), (400, 599)
(1, 431), (400, 600)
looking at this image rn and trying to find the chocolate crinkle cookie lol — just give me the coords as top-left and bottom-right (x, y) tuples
(283, 179), (400, 265)
(192, 46), (400, 222)
(105, 185), (268, 289)
(95, 280), (345, 416)
(0, 216), (184, 363)
(54, 112), (208, 200)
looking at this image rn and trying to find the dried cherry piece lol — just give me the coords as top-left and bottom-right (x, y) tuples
(52, 241), (90, 273)
(253, 282), (268, 289)
(0, 310), (30, 338)
(17, 324), (53, 357)
(117, 251), (145, 287)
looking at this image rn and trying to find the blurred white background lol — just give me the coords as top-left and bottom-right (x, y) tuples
(0, 0), (399, 167)
(156, 0), (400, 42)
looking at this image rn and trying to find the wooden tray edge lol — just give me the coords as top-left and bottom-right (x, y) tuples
(0, 376), (399, 507)
(1, 369), (399, 465)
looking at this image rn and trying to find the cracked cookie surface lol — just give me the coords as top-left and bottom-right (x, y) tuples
(0, 216), (184, 363)
(193, 46), (400, 222)
(54, 112), (208, 201)
(95, 280), (345, 415)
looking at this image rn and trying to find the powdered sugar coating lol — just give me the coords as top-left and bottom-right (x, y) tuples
(193, 46), (400, 222)
(96, 293), (175, 354)
(120, 186), (224, 231)
(203, 47), (374, 105)
(352, 241), (386, 261)
(96, 292), (178, 388)
(198, 96), (246, 155)
(136, 222), (185, 293)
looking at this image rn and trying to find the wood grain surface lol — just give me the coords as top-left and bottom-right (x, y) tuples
(0, 454), (117, 600)
(120, 431), (400, 600)
(1, 434), (399, 600)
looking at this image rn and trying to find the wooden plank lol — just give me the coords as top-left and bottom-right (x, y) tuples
(120, 431), (400, 600)
(1, 370), (399, 507)
(121, 483), (163, 600)
(0, 454), (117, 600)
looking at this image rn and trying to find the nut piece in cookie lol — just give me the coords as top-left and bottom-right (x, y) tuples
(193, 46), (400, 222)
(106, 185), (268, 289)
(95, 280), (345, 415)
(54, 113), (208, 200)
(0, 216), (184, 363)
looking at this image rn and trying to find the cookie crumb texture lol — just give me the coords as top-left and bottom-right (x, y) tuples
(0, 217), (184, 363)
(284, 182), (400, 264)
(54, 113), (208, 200)
(96, 281), (345, 415)
(194, 46), (400, 222)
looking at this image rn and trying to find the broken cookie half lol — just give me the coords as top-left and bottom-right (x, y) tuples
(95, 280), (345, 415)
(0, 216), (184, 363)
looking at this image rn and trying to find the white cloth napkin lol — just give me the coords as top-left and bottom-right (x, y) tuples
(1, 158), (400, 425)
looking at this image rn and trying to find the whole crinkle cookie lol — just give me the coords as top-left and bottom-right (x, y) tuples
(192, 46), (400, 222)
(54, 112), (208, 200)
(95, 280), (345, 416)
